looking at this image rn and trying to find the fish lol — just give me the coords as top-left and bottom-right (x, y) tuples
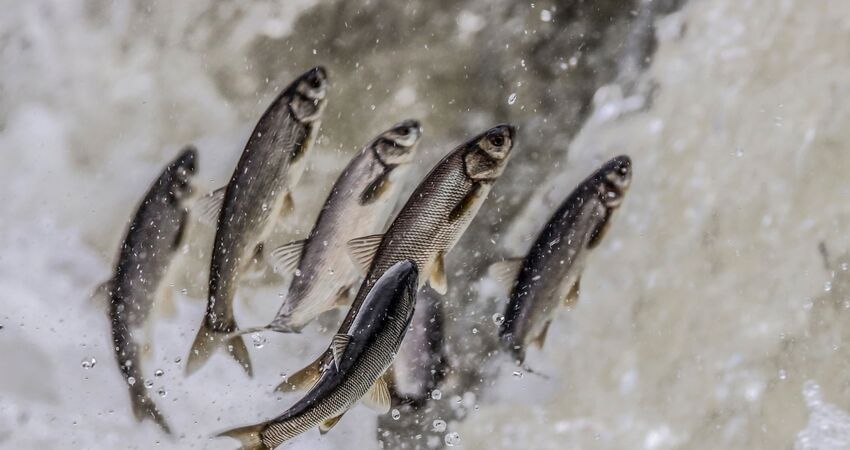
(388, 287), (447, 404)
(186, 67), (328, 376)
(96, 146), (197, 434)
(278, 124), (516, 393)
(496, 155), (632, 364)
(236, 119), (423, 335)
(218, 260), (419, 449)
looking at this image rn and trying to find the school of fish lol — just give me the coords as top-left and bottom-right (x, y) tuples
(96, 66), (632, 448)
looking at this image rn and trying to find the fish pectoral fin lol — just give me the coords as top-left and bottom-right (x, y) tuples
(275, 355), (323, 392)
(565, 277), (581, 306)
(346, 234), (384, 274)
(281, 191), (295, 217)
(193, 186), (226, 226)
(487, 257), (523, 292)
(269, 239), (307, 275)
(360, 170), (393, 205)
(533, 320), (552, 349)
(330, 334), (352, 370)
(172, 210), (189, 249)
(217, 423), (268, 450)
(319, 412), (346, 435)
(362, 375), (391, 413)
(429, 252), (448, 295)
(449, 182), (483, 222)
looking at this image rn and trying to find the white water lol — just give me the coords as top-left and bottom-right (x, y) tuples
(3, 0), (850, 449)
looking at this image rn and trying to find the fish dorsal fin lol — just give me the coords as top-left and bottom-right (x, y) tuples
(362, 375), (391, 413)
(533, 320), (552, 349)
(487, 257), (524, 292)
(275, 356), (323, 393)
(269, 240), (306, 275)
(429, 252), (448, 295)
(319, 412), (346, 434)
(346, 234), (384, 274)
(331, 334), (352, 370)
(565, 277), (581, 306)
(194, 186), (226, 226)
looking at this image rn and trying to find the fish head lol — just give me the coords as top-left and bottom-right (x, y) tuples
(291, 66), (329, 122)
(464, 124), (516, 181)
(595, 155), (632, 209)
(374, 119), (423, 165)
(167, 146), (197, 202)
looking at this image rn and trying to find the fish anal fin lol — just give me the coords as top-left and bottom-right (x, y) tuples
(319, 412), (346, 434)
(362, 375), (391, 413)
(565, 277), (581, 306)
(269, 239), (306, 275)
(218, 423), (269, 450)
(185, 320), (253, 377)
(487, 257), (523, 292)
(429, 252), (448, 295)
(275, 355), (323, 392)
(331, 334), (351, 370)
(533, 320), (552, 349)
(346, 234), (384, 274)
(194, 187), (226, 226)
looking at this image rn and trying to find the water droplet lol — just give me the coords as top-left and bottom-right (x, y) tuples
(735, 147), (744, 157)
(540, 9), (552, 22)
(778, 369), (787, 380)
(431, 389), (442, 400)
(512, 370), (524, 379)
(824, 281), (832, 292)
(252, 333), (267, 349)
(294, 269), (302, 277)
(445, 432), (461, 446)
(80, 356), (96, 369)
(432, 419), (447, 432)
(391, 409), (400, 420)
(507, 93), (517, 105)
(472, 327), (478, 334)
(492, 313), (505, 326)
(127, 377), (136, 386)
(157, 388), (167, 397)
(841, 262), (849, 271)
(174, 357), (181, 364)
(154, 369), (164, 377)
(144, 379), (154, 389)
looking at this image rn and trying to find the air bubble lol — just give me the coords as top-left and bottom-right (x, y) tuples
(391, 409), (400, 420)
(540, 9), (552, 22)
(154, 369), (164, 377)
(445, 432), (461, 446)
(432, 419), (447, 432)
(157, 388), (167, 398)
(507, 93), (517, 105)
(80, 356), (96, 369)
(252, 333), (267, 349)
(492, 313), (505, 326)
(127, 377), (136, 386)
(431, 389), (442, 400)
(144, 379), (154, 389)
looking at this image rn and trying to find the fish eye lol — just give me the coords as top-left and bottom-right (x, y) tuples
(489, 134), (505, 147)
(398, 128), (410, 136)
(309, 76), (322, 89)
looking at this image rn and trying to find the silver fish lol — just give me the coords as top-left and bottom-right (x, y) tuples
(278, 124), (516, 392)
(218, 260), (419, 449)
(389, 287), (447, 404)
(497, 155), (632, 364)
(238, 119), (422, 335)
(186, 67), (328, 376)
(97, 147), (197, 434)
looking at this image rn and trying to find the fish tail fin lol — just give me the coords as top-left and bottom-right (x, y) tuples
(186, 319), (254, 377)
(217, 423), (269, 450)
(131, 393), (172, 434)
(275, 353), (324, 393)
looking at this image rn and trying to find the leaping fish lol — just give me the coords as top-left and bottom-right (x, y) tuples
(218, 260), (419, 449)
(186, 67), (329, 376)
(495, 155), (632, 364)
(97, 146), (197, 434)
(236, 119), (423, 335)
(278, 124), (516, 393)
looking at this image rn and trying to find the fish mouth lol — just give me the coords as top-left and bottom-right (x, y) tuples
(598, 155), (631, 208)
(303, 66), (329, 100)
